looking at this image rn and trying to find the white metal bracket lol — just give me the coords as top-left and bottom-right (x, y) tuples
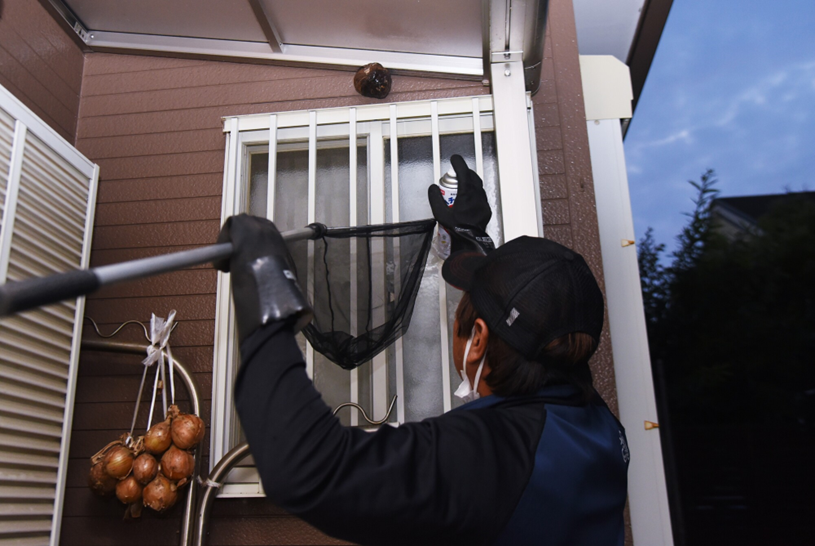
(490, 59), (540, 241)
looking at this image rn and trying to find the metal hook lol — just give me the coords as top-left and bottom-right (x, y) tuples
(84, 316), (178, 342)
(333, 395), (398, 426)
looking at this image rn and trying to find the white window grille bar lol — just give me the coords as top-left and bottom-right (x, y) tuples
(211, 117), (241, 467)
(229, 96), (496, 133)
(527, 103), (544, 237)
(389, 104), (406, 424)
(472, 98), (484, 178)
(266, 114), (277, 219)
(349, 108), (359, 426)
(368, 122), (388, 420)
(306, 111), (317, 379)
(431, 102), (453, 413)
(51, 163), (98, 546)
(0, 121), (27, 283)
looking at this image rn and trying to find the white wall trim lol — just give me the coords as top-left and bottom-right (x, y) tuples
(579, 56), (634, 121)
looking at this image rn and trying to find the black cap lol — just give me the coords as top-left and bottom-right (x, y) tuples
(443, 237), (604, 361)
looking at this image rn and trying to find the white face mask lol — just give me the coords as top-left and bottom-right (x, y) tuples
(454, 326), (487, 403)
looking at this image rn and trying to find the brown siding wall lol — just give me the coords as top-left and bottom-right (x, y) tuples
(63, 0), (621, 544)
(0, 0), (84, 143)
(65, 54), (485, 546)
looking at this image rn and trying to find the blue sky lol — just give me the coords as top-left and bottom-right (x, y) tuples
(624, 0), (815, 252)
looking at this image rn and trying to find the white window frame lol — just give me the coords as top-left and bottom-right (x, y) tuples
(212, 94), (540, 497)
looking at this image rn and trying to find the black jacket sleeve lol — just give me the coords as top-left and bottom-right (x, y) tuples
(234, 323), (545, 546)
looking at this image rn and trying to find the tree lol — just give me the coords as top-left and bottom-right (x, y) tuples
(638, 173), (815, 425)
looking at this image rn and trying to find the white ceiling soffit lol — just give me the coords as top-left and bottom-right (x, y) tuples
(572, 0), (646, 63)
(54, 0), (647, 80)
(60, 0), (485, 76)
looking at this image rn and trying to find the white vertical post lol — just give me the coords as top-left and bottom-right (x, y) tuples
(472, 97), (484, 178)
(306, 111), (317, 379)
(588, 118), (673, 546)
(0, 121), (27, 283)
(349, 108), (359, 426)
(389, 104), (405, 424)
(368, 122), (388, 420)
(490, 60), (539, 241)
(211, 117), (241, 466)
(266, 114), (277, 219)
(431, 101), (452, 413)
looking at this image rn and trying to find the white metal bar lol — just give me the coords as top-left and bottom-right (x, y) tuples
(0, 333), (72, 368)
(211, 118), (241, 468)
(306, 111), (317, 380)
(0, 399), (64, 424)
(0, 450), (59, 469)
(87, 31), (483, 77)
(5, 227), (81, 271)
(50, 161), (97, 546)
(228, 95), (495, 133)
(527, 101), (544, 237)
(368, 122), (388, 420)
(472, 97), (484, 178)
(349, 108), (359, 426)
(0, 433), (60, 454)
(0, 86), (95, 177)
(490, 60), (539, 240)
(0, 416), (62, 439)
(13, 181), (85, 236)
(431, 102), (452, 413)
(0, 347), (68, 380)
(266, 114), (277, 219)
(0, 121), (27, 283)
(0, 364), (68, 394)
(21, 145), (89, 206)
(389, 104), (405, 424)
(12, 208), (84, 252)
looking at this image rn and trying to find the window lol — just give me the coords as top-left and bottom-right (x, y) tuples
(212, 96), (539, 496)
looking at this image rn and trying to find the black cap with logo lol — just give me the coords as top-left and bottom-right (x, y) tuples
(443, 236), (604, 362)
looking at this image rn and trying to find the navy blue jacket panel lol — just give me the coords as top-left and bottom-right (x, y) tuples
(235, 322), (629, 546)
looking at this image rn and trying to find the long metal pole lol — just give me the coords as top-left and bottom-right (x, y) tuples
(0, 226), (319, 317)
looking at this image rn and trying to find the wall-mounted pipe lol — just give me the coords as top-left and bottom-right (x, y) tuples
(194, 442), (252, 546)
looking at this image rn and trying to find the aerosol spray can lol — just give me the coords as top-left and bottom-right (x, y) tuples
(436, 167), (458, 260)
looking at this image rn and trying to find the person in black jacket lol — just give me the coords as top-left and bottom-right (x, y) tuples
(215, 156), (629, 545)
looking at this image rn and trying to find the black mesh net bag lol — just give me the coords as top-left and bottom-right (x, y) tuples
(286, 219), (436, 370)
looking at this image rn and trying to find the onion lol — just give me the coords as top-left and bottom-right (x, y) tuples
(144, 418), (173, 455)
(160, 445), (194, 481)
(132, 453), (158, 484)
(171, 411), (205, 450)
(143, 475), (178, 512)
(115, 476), (143, 504)
(88, 461), (117, 496)
(103, 445), (134, 479)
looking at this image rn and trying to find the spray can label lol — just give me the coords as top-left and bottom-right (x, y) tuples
(436, 168), (458, 260)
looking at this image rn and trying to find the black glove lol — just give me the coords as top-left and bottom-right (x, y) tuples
(214, 214), (313, 344)
(427, 154), (495, 255)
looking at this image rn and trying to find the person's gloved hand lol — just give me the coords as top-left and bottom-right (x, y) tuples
(427, 154), (495, 255)
(214, 214), (313, 344)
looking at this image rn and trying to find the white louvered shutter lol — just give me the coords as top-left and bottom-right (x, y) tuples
(0, 85), (99, 546)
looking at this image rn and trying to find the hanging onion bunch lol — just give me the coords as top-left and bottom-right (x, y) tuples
(87, 405), (205, 518)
